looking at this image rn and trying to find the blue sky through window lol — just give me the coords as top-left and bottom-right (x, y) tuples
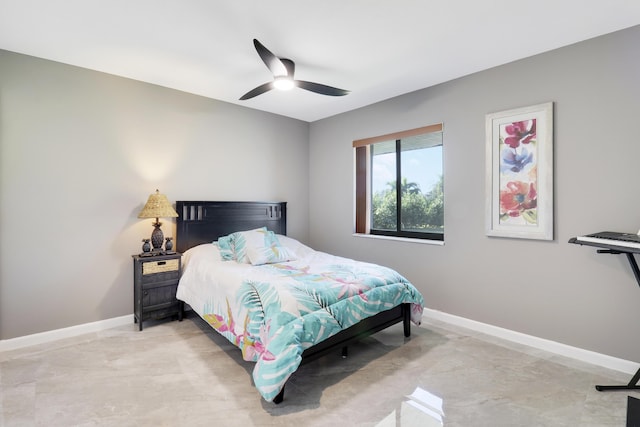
(372, 146), (442, 195)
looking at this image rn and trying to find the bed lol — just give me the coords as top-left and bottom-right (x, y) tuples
(175, 201), (424, 403)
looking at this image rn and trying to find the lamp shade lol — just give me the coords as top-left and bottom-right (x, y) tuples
(138, 190), (178, 219)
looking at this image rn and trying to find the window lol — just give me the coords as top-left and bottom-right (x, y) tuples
(354, 124), (444, 241)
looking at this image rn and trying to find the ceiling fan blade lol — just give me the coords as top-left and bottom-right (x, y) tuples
(296, 80), (350, 96)
(253, 39), (288, 77)
(239, 82), (274, 100)
(280, 58), (295, 78)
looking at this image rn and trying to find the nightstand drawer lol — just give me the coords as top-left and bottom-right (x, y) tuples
(142, 258), (180, 275)
(140, 260), (180, 286)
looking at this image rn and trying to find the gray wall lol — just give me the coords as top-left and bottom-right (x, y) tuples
(309, 26), (640, 362)
(0, 50), (310, 340)
(2, 26), (640, 364)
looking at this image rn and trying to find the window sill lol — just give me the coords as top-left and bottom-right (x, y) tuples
(352, 233), (445, 246)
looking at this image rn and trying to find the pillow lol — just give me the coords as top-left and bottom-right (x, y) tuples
(247, 240), (297, 266)
(216, 236), (236, 261)
(217, 227), (296, 265)
(230, 227), (267, 263)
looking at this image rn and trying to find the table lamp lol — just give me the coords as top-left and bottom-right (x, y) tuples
(138, 189), (178, 252)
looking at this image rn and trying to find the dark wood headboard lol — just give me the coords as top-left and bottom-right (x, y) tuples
(175, 201), (287, 253)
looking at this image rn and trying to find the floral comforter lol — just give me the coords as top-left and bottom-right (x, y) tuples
(176, 237), (424, 402)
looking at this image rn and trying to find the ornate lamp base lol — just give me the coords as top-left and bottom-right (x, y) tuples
(151, 221), (164, 251)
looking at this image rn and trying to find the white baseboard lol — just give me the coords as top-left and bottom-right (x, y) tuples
(423, 308), (640, 376)
(0, 314), (133, 352)
(2, 309), (639, 378)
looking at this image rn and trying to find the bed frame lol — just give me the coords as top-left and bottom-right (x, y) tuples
(175, 200), (411, 403)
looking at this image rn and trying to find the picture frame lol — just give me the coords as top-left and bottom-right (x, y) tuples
(485, 102), (554, 240)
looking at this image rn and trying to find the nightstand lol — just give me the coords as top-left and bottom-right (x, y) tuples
(132, 253), (183, 331)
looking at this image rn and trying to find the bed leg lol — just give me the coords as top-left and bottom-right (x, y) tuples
(403, 303), (411, 337)
(273, 386), (285, 404)
(341, 346), (348, 358)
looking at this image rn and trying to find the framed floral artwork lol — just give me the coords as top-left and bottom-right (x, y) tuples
(485, 102), (554, 240)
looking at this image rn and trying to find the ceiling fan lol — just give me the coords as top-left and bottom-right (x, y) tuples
(239, 39), (350, 100)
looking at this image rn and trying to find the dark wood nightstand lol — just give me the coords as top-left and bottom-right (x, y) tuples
(132, 252), (183, 331)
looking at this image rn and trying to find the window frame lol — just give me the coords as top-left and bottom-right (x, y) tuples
(353, 123), (444, 242)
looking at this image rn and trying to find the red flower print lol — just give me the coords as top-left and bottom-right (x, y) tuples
(500, 181), (537, 217)
(504, 119), (536, 149)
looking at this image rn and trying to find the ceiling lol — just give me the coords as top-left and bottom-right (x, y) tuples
(1, 1), (639, 122)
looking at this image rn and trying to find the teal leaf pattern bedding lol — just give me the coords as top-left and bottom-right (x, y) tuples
(177, 244), (424, 402)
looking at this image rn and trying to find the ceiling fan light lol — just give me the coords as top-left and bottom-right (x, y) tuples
(273, 76), (294, 91)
